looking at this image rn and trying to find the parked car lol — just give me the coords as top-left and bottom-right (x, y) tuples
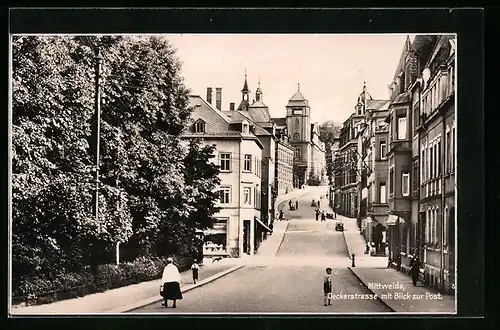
(335, 222), (344, 232)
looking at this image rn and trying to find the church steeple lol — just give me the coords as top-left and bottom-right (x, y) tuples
(237, 70), (251, 111)
(255, 77), (263, 102)
(241, 69), (250, 101)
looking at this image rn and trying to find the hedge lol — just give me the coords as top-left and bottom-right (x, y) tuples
(12, 254), (192, 307)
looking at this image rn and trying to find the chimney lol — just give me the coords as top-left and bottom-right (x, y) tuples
(230, 102), (235, 111)
(206, 87), (213, 104)
(215, 87), (222, 110)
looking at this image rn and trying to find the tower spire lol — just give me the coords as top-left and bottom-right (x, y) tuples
(298, 82), (300, 91)
(363, 81), (366, 92)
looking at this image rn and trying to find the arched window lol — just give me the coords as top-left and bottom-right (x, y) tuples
(295, 118), (300, 127)
(293, 133), (300, 140)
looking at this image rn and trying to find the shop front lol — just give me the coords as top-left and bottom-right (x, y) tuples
(387, 214), (405, 270)
(203, 219), (229, 257)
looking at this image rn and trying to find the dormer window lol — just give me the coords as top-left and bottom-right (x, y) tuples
(242, 123), (249, 134)
(194, 119), (205, 133)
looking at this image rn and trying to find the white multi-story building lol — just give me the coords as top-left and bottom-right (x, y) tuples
(183, 95), (271, 258)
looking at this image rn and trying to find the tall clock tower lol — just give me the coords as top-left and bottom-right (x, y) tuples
(286, 83), (312, 187)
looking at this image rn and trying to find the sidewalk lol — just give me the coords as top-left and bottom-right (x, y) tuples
(255, 220), (289, 257)
(349, 266), (456, 313)
(10, 259), (243, 315)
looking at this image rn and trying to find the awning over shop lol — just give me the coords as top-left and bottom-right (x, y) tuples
(255, 217), (272, 232)
(387, 214), (405, 226)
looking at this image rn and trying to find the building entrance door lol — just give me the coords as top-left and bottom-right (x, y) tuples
(243, 220), (251, 255)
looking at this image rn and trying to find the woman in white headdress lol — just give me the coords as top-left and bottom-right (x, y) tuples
(160, 257), (183, 308)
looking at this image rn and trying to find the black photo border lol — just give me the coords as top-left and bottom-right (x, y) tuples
(6, 6), (486, 330)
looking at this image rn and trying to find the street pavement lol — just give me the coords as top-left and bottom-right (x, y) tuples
(131, 186), (392, 313)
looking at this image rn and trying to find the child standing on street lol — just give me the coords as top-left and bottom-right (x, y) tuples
(191, 260), (199, 284)
(323, 268), (333, 306)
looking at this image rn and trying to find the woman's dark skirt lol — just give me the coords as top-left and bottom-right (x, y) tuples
(163, 282), (183, 300)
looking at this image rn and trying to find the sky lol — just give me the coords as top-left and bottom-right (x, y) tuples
(165, 34), (417, 125)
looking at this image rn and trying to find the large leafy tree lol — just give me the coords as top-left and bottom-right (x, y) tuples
(12, 35), (221, 288)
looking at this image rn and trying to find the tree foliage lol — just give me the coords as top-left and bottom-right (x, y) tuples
(319, 120), (342, 145)
(12, 35), (221, 288)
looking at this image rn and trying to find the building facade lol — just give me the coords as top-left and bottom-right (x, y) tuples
(223, 75), (277, 230)
(274, 85), (326, 188)
(185, 95), (271, 258)
(383, 34), (455, 294)
(275, 131), (295, 196)
(417, 35), (456, 293)
(357, 90), (391, 255)
(335, 113), (361, 218)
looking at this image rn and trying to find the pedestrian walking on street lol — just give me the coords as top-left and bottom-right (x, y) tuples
(160, 257), (183, 308)
(323, 267), (333, 306)
(191, 260), (199, 284)
(296, 200), (299, 210)
(315, 209), (320, 221)
(317, 200), (321, 209)
(279, 210), (284, 220)
(333, 207), (337, 219)
(321, 211), (326, 222)
(289, 200), (292, 210)
(409, 254), (421, 286)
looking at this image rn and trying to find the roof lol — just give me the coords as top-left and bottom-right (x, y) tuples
(237, 99), (250, 111)
(186, 95), (248, 138)
(366, 99), (391, 110)
(247, 106), (271, 123)
(287, 89), (310, 107)
(273, 117), (287, 127)
(392, 35), (412, 80)
(241, 74), (250, 93)
(391, 92), (411, 105)
(222, 110), (271, 137)
(250, 100), (267, 108)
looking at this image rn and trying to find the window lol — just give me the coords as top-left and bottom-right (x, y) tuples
(244, 154), (252, 172)
(242, 124), (249, 134)
(293, 133), (300, 140)
(451, 126), (455, 172)
(429, 146), (433, 178)
(294, 147), (301, 158)
(380, 141), (387, 160)
(219, 187), (231, 204)
(426, 209), (430, 243)
(413, 103), (420, 132)
(437, 141), (441, 176)
(446, 129), (451, 173)
(402, 172), (410, 197)
(194, 121), (205, 133)
(220, 153), (231, 171)
(443, 206), (448, 246)
(397, 116), (407, 140)
(380, 182), (387, 203)
(412, 159), (419, 195)
(243, 187), (252, 205)
(421, 148), (425, 184)
(389, 167), (394, 195)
